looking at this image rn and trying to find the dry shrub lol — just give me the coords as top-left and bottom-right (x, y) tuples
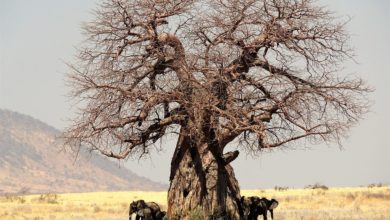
(367, 183), (383, 188)
(275, 186), (289, 191)
(312, 189), (327, 196)
(33, 193), (59, 204)
(1, 195), (26, 203)
(305, 183), (329, 190)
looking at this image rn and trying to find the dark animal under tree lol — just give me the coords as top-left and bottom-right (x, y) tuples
(64, 0), (370, 219)
(254, 197), (279, 220)
(241, 196), (278, 220)
(129, 200), (163, 220)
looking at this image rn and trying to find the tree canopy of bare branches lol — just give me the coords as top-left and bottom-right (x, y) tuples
(64, 0), (369, 219)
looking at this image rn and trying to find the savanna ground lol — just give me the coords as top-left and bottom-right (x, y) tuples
(0, 185), (389, 220)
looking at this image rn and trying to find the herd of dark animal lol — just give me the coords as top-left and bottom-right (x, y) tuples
(129, 196), (278, 220)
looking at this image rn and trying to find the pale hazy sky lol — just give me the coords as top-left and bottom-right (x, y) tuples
(1, 0), (389, 189)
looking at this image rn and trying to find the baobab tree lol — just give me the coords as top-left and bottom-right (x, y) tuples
(64, 0), (369, 219)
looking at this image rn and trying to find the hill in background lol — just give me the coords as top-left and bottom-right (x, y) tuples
(0, 109), (167, 195)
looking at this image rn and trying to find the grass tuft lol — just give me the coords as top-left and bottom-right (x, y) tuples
(0, 186), (388, 219)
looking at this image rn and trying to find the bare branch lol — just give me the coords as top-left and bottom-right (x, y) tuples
(65, 0), (370, 158)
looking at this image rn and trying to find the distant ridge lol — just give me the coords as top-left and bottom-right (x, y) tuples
(0, 109), (167, 194)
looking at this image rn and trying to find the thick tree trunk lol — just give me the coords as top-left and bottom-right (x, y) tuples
(167, 133), (242, 220)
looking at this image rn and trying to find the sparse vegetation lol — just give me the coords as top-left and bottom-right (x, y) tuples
(274, 186), (289, 191)
(367, 183), (383, 188)
(0, 195), (26, 203)
(34, 194), (59, 204)
(0, 186), (389, 220)
(304, 183), (329, 190)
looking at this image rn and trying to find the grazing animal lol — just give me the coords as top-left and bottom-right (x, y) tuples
(240, 196), (279, 220)
(254, 197), (279, 220)
(129, 200), (163, 220)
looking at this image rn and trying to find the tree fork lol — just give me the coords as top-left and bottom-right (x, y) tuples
(167, 134), (242, 220)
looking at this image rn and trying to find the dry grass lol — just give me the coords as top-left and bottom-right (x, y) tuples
(0, 186), (389, 220)
(242, 186), (390, 220)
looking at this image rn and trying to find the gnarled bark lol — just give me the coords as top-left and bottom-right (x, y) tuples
(167, 131), (242, 220)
